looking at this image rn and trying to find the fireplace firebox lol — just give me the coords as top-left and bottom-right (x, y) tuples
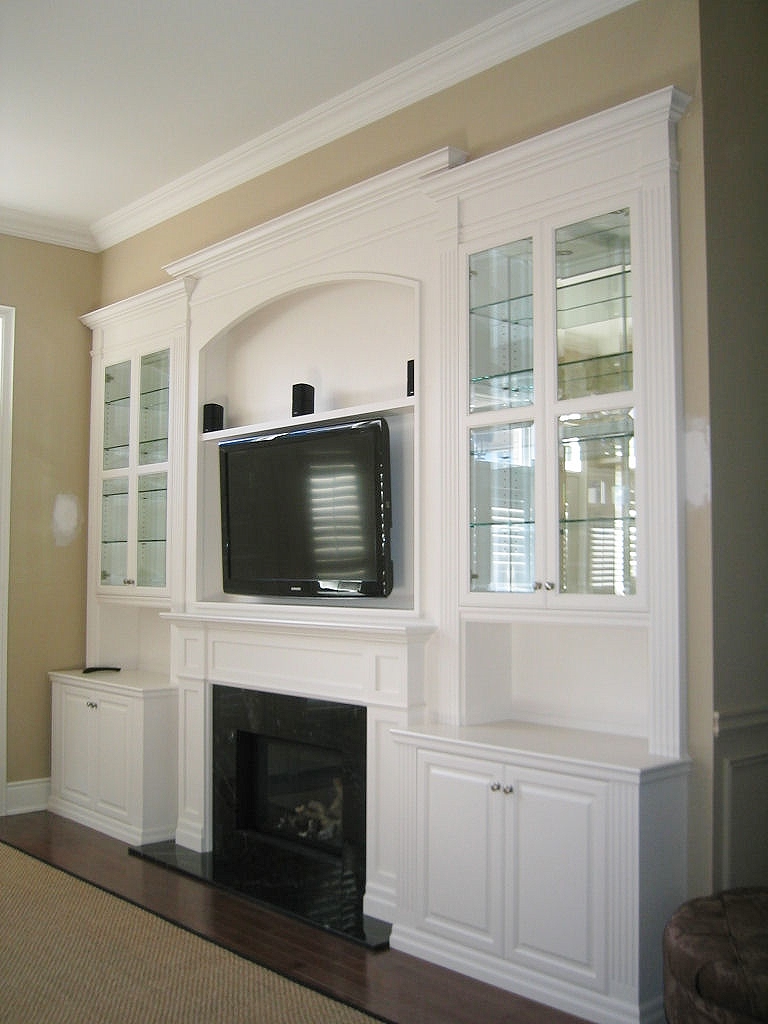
(211, 686), (381, 944)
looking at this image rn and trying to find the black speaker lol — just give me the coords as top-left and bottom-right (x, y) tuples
(203, 403), (224, 432)
(292, 383), (315, 416)
(406, 358), (415, 397)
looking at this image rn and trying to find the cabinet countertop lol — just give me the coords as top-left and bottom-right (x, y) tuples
(391, 718), (690, 778)
(49, 668), (174, 694)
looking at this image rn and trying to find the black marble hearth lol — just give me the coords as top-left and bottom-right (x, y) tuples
(132, 686), (389, 949)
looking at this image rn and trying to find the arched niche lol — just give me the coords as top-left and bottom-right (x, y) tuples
(200, 277), (418, 428)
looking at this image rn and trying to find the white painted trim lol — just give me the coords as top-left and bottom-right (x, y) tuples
(714, 706), (768, 735)
(0, 306), (15, 817)
(91, 0), (636, 251)
(5, 777), (50, 816)
(0, 208), (98, 254)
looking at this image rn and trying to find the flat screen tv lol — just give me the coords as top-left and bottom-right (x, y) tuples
(219, 418), (393, 598)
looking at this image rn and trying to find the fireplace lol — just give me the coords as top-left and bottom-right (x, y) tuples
(211, 686), (382, 944)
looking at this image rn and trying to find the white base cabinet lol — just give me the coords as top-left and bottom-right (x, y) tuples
(392, 724), (688, 1024)
(49, 669), (178, 846)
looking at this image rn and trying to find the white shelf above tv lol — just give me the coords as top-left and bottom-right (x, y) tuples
(199, 396), (415, 443)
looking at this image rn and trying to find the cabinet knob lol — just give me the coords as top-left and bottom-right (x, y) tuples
(123, 578), (135, 586)
(490, 781), (501, 792)
(503, 784), (514, 795)
(86, 700), (98, 710)
(544, 580), (555, 591)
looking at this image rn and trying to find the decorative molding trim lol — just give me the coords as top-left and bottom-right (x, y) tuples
(85, 0), (635, 251)
(5, 777), (51, 816)
(0, 207), (98, 253)
(164, 148), (467, 281)
(714, 706), (768, 736)
(81, 277), (190, 331)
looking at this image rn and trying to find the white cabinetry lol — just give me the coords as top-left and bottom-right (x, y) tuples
(415, 747), (607, 989)
(393, 725), (688, 1024)
(81, 280), (189, 669)
(49, 670), (178, 845)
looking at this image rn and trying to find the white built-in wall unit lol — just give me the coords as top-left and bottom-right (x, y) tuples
(63, 88), (690, 1024)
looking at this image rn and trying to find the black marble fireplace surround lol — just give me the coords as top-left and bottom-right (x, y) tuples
(212, 685), (369, 934)
(133, 686), (389, 948)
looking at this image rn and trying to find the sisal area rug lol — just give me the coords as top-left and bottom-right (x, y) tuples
(0, 842), (382, 1024)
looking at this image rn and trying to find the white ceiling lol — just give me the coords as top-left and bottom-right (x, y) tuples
(0, 0), (633, 251)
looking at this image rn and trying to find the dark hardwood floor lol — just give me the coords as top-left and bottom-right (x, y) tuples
(0, 811), (588, 1024)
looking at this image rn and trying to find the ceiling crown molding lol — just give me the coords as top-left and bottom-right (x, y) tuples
(0, 207), (98, 253)
(91, 0), (636, 251)
(1, 0), (635, 253)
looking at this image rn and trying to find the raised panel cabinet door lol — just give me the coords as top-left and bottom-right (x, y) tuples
(418, 750), (504, 955)
(93, 693), (132, 822)
(58, 687), (95, 808)
(506, 767), (608, 990)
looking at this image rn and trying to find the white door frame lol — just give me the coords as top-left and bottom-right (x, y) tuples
(0, 305), (15, 816)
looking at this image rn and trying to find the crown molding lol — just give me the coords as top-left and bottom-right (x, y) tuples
(92, 0), (636, 250)
(0, 207), (98, 253)
(2, 0), (636, 252)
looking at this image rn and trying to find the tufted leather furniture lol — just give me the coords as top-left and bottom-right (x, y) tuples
(663, 888), (768, 1023)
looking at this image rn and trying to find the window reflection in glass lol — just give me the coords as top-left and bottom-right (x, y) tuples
(470, 422), (535, 592)
(556, 211), (632, 400)
(559, 409), (636, 595)
(308, 461), (367, 577)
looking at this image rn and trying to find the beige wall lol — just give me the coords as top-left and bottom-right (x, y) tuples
(0, 234), (100, 781)
(3, 0), (718, 891)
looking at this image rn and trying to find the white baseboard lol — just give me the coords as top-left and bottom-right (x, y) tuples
(4, 777), (50, 815)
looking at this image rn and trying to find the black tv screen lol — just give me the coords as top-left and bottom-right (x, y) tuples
(219, 418), (393, 598)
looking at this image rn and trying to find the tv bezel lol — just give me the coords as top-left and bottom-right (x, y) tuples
(218, 417), (393, 599)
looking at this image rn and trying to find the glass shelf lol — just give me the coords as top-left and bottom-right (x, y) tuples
(99, 348), (171, 591)
(469, 369), (534, 411)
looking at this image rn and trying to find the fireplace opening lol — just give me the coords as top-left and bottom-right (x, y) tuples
(208, 686), (387, 946)
(236, 731), (344, 854)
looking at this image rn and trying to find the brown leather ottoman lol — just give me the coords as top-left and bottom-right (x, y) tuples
(663, 888), (768, 1022)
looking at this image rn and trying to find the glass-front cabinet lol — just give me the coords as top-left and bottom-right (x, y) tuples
(99, 348), (171, 592)
(467, 209), (638, 604)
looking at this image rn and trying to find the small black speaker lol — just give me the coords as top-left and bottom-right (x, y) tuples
(406, 359), (415, 397)
(203, 403), (224, 432)
(292, 383), (315, 417)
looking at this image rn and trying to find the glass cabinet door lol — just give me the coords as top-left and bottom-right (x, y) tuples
(466, 210), (637, 602)
(101, 476), (129, 585)
(468, 238), (536, 593)
(99, 348), (170, 592)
